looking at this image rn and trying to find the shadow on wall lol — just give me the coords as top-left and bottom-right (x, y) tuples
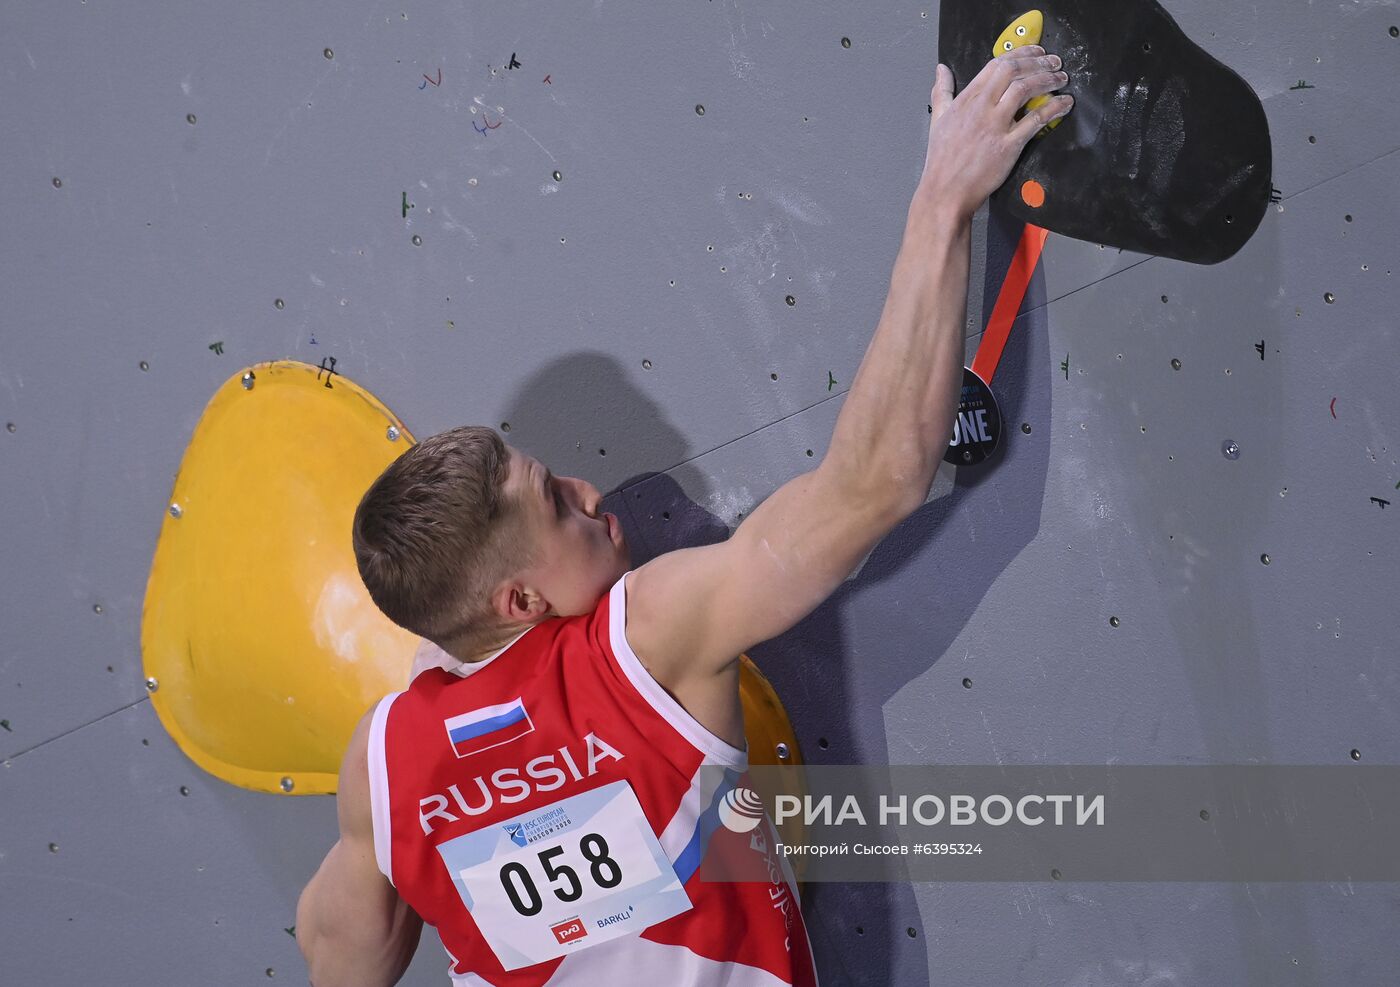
(496, 207), (1049, 987)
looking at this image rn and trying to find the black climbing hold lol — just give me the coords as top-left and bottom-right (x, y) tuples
(938, 0), (1272, 264)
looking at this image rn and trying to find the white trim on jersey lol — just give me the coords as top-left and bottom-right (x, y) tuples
(608, 573), (747, 768)
(366, 691), (401, 886)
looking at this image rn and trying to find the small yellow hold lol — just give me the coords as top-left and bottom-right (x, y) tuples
(993, 10), (1062, 138)
(993, 9), (1044, 53)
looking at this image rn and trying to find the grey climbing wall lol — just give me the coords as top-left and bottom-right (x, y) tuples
(2, 1), (1397, 984)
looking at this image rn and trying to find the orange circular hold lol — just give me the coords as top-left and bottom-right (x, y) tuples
(1021, 179), (1046, 208)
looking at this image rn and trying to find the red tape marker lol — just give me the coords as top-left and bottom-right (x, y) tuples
(971, 223), (1050, 386)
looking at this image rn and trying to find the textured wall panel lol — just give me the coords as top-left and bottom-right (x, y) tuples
(2, 1), (1396, 984)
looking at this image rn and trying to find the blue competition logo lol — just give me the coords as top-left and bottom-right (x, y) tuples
(504, 823), (528, 848)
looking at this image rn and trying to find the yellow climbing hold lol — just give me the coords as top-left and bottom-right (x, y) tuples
(739, 655), (807, 855)
(994, 10), (1062, 138)
(142, 360), (419, 795)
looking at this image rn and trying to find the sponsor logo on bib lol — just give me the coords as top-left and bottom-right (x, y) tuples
(550, 918), (587, 944)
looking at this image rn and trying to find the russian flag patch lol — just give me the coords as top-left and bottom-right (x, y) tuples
(444, 698), (534, 759)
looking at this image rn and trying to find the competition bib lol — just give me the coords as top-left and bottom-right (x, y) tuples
(437, 780), (693, 970)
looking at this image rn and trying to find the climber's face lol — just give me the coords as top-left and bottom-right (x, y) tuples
(503, 445), (630, 619)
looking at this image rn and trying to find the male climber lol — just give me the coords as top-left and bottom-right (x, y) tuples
(296, 43), (1072, 987)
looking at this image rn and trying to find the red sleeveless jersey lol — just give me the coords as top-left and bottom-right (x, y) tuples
(366, 572), (819, 986)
